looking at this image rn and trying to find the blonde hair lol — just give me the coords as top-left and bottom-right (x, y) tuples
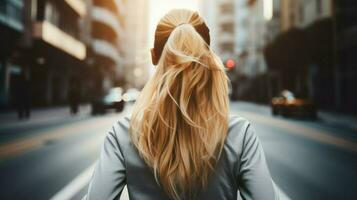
(130, 9), (229, 200)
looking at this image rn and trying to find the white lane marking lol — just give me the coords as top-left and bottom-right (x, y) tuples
(50, 163), (96, 200)
(50, 161), (130, 200)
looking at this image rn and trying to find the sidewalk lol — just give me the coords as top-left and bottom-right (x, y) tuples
(0, 105), (91, 130)
(232, 101), (357, 133)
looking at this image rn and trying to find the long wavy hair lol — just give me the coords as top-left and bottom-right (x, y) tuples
(129, 9), (230, 200)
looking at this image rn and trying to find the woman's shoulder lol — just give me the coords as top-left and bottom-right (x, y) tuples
(227, 114), (252, 139)
(108, 114), (257, 157)
(106, 114), (132, 153)
(225, 115), (256, 158)
(115, 114), (131, 130)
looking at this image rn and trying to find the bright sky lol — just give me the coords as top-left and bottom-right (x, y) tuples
(148, 0), (199, 48)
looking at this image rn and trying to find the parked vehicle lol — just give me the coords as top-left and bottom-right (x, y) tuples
(122, 88), (141, 102)
(91, 87), (124, 115)
(271, 90), (317, 119)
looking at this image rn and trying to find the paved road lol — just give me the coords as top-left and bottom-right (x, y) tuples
(231, 102), (357, 200)
(0, 102), (356, 200)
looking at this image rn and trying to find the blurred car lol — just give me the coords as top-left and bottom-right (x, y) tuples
(271, 90), (317, 119)
(91, 87), (124, 115)
(122, 88), (141, 102)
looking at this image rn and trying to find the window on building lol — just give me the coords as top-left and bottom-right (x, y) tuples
(221, 23), (234, 33)
(45, 2), (60, 26)
(0, 1), (23, 23)
(37, 0), (45, 21)
(8, 4), (21, 22)
(93, 0), (119, 17)
(273, 0), (281, 18)
(316, 0), (322, 14)
(299, 4), (304, 23)
(220, 3), (234, 14)
(290, 13), (295, 26)
(220, 42), (234, 53)
(0, 1), (6, 14)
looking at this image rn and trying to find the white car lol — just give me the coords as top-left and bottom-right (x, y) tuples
(91, 87), (124, 115)
(122, 88), (141, 102)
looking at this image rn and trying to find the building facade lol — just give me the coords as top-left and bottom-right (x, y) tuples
(280, 0), (333, 30)
(265, 0), (357, 114)
(200, 0), (267, 100)
(0, 0), (87, 108)
(84, 0), (126, 94)
(25, 0), (87, 106)
(123, 0), (150, 89)
(265, 0), (281, 42)
(81, 0), (150, 92)
(333, 0), (357, 113)
(201, 0), (267, 76)
(266, 0), (334, 101)
(1, 0), (145, 110)
(0, 0), (24, 107)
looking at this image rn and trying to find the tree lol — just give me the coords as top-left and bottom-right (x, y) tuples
(264, 28), (310, 72)
(305, 18), (334, 73)
(264, 28), (310, 95)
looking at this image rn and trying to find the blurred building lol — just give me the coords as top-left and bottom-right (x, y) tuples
(333, 0), (357, 114)
(1, 0), (150, 110)
(281, 0), (334, 105)
(200, 0), (218, 51)
(83, 0), (126, 94)
(25, 0), (86, 106)
(202, 0), (267, 78)
(265, 0), (357, 114)
(124, 0), (150, 89)
(1, 0), (87, 108)
(265, 0), (281, 42)
(82, 0), (150, 95)
(265, 0), (334, 100)
(281, 0), (333, 30)
(0, 0), (24, 107)
(200, 0), (267, 100)
(243, 0), (267, 77)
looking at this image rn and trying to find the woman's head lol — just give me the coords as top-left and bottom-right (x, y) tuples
(151, 9), (210, 65)
(130, 9), (229, 200)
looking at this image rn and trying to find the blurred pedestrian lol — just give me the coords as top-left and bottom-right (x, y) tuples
(68, 77), (80, 115)
(83, 9), (277, 200)
(15, 74), (31, 120)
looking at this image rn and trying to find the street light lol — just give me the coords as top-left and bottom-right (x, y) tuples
(264, 0), (273, 21)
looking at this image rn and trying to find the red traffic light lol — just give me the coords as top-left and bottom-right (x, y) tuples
(225, 59), (235, 69)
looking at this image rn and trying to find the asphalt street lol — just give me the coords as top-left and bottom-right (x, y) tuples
(0, 102), (356, 200)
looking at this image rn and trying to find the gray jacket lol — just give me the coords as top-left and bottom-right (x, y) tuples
(83, 115), (277, 200)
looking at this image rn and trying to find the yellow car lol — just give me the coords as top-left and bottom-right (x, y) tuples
(271, 90), (317, 119)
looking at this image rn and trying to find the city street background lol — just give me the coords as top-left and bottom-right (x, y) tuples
(1, 0), (357, 199)
(0, 102), (356, 200)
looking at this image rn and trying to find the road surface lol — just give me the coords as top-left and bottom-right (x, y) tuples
(0, 102), (356, 200)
